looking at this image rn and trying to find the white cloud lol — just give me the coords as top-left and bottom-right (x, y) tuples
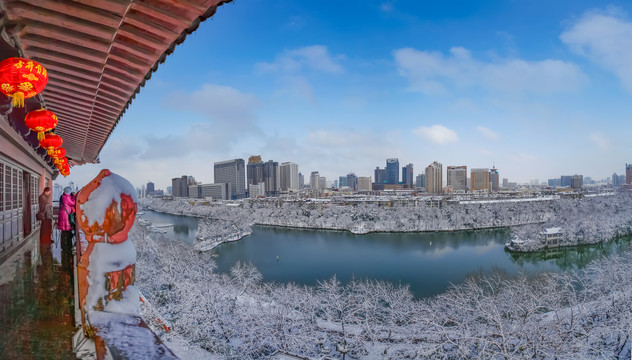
(413, 125), (458, 144)
(171, 84), (260, 128)
(256, 45), (344, 74)
(393, 47), (587, 95)
(560, 7), (632, 92)
(476, 126), (499, 140)
(589, 132), (611, 151)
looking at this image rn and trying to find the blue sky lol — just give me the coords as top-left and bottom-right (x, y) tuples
(65, 0), (632, 190)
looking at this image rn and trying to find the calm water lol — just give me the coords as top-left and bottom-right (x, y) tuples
(139, 210), (199, 244)
(144, 210), (632, 298)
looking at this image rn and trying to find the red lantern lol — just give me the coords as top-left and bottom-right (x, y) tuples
(0, 57), (48, 107)
(39, 132), (62, 156)
(51, 148), (66, 164)
(25, 108), (58, 141)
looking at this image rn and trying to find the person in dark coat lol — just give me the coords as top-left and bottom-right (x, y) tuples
(37, 187), (53, 263)
(38, 187), (53, 239)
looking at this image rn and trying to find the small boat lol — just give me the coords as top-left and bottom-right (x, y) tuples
(153, 223), (174, 228)
(137, 218), (151, 226)
(136, 211), (145, 215)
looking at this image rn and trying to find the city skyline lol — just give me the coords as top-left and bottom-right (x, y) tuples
(62, 1), (632, 190)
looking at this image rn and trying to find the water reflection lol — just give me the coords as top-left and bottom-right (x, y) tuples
(140, 210), (632, 299)
(213, 226), (632, 299)
(0, 229), (75, 359)
(507, 237), (632, 271)
(139, 211), (198, 244)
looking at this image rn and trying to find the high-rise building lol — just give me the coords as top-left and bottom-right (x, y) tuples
(339, 176), (348, 188)
(319, 177), (327, 190)
(548, 178), (561, 187)
(386, 158), (399, 184)
(146, 181), (155, 196)
(489, 167), (499, 192)
(357, 177), (372, 191)
(214, 159), (246, 199)
(172, 175), (194, 197)
(310, 171), (320, 190)
(471, 168), (489, 192)
(425, 161), (442, 194)
(570, 175), (583, 190)
(346, 173), (357, 191)
(247, 155), (264, 188)
(166, 186), (172, 195)
(560, 175), (571, 187)
(402, 163), (414, 187)
(262, 160), (280, 196)
(627, 164), (632, 184)
(374, 167), (387, 184)
(280, 162), (299, 192)
(502, 178), (509, 188)
(298, 172), (304, 188)
(415, 174), (425, 188)
(447, 166), (467, 192)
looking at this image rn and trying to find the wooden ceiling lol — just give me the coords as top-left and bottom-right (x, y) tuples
(1, 0), (230, 164)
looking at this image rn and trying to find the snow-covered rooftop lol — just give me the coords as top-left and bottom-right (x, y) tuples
(542, 227), (563, 235)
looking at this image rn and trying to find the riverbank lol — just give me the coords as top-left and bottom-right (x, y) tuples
(139, 192), (632, 253)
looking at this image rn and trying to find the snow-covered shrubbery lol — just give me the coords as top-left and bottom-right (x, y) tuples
(509, 193), (632, 251)
(132, 225), (632, 359)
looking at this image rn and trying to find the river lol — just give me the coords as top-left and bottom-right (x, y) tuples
(141, 210), (632, 298)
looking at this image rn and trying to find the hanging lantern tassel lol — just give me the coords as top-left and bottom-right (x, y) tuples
(12, 91), (24, 108)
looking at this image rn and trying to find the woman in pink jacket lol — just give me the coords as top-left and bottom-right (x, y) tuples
(58, 186), (76, 272)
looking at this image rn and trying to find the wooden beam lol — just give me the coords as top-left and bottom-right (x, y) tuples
(96, 85), (131, 103)
(124, 11), (177, 40)
(71, 0), (130, 15)
(111, 38), (156, 60)
(43, 86), (96, 103)
(155, 0), (208, 14)
(93, 96), (124, 112)
(104, 61), (144, 79)
(107, 52), (152, 74)
(131, 2), (192, 27)
(18, 0), (123, 28)
(101, 72), (137, 91)
(26, 48), (104, 73)
(36, 60), (102, 83)
(117, 23), (166, 51)
(6, 1), (116, 40)
(22, 34), (108, 63)
(46, 79), (98, 98)
(20, 20), (111, 53)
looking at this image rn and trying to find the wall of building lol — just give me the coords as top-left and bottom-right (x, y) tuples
(1, 112), (54, 256)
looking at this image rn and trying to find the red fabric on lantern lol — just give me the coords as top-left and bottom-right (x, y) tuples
(39, 132), (62, 156)
(51, 148), (66, 164)
(25, 108), (58, 141)
(0, 57), (48, 107)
